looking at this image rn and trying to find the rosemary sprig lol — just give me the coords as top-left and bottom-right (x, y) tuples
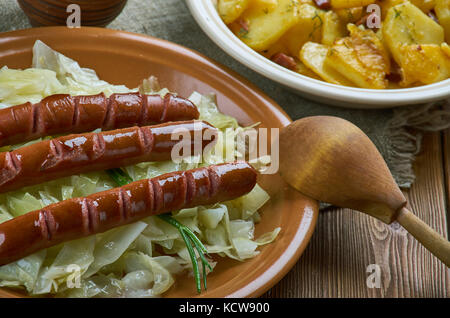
(106, 168), (212, 294)
(106, 168), (133, 186)
(158, 214), (213, 292)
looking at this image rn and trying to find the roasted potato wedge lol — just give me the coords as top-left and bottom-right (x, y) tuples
(331, 0), (375, 10)
(335, 7), (364, 25)
(235, 0), (302, 51)
(248, 0), (279, 13)
(397, 43), (450, 86)
(410, 0), (436, 13)
(436, 0), (450, 43)
(322, 10), (347, 45)
(383, 2), (444, 63)
(325, 25), (390, 88)
(220, 0), (450, 88)
(377, 0), (403, 18)
(442, 42), (450, 57)
(300, 42), (355, 85)
(378, 0), (435, 17)
(296, 59), (322, 79)
(218, 0), (251, 24)
(276, 4), (325, 57)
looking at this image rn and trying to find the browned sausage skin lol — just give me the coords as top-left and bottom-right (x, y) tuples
(0, 120), (217, 194)
(0, 161), (257, 266)
(0, 92), (199, 147)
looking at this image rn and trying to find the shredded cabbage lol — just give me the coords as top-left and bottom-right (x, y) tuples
(0, 40), (279, 297)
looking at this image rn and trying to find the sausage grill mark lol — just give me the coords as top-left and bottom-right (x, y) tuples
(38, 210), (49, 240)
(0, 93), (199, 148)
(0, 153), (20, 186)
(32, 165), (219, 238)
(207, 167), (219, 197)
(102, 96), (114, 128)
(161, 94), (170, 122)
(80, 199), (91, 235)
(87, 198), (99, 233)
(185, 171), (195, 205)
(41, 140), (63, 170)
(11, 153), (21, 173)
(10, 107), (19, 128)
(137, 127), (151, 154)
(151, 179), (163, 213)
(119, 188), (131, 222)
(31, 103), (39, 134)
(0, 88), (259, 270)
(146, 179), (155, 216)
(80, 198), (99, 234)
(0, 120), (217, 194)
(38, 210), (56, 241)
(180, 173), (188, 210)
(0, 162), (257, 265)
(137, 95), (147, 126)
(72, 97), (80, 127)
(92, 133), (106, 161)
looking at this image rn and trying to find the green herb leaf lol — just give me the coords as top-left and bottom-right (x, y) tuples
(158, 213), (212, 292)
(108, 168), (212, 293)
(106, 168), (133, 186)
(238, 27), (249, 39)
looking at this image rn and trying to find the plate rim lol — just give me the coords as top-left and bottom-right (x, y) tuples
(0, 26), (319, 298)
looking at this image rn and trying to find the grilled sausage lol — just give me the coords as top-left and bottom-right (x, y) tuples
(0, 120), (217, 194)
(0, 92), (199, 147)
(0, 162), (257, 265)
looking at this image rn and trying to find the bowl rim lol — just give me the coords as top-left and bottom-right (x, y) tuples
(186, 0), (450, 109)
(0, 26), (319, 298)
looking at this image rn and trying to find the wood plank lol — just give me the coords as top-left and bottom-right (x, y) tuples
(443, 129), (450, 238)
(264, 133), (449, 298)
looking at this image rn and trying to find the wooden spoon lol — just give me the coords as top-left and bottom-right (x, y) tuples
(279, 116), (450, 267)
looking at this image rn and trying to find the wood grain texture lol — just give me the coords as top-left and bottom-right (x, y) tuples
(443, 129), (450, 237)
(264, 132), (449, 298)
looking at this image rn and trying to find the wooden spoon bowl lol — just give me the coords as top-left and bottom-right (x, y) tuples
(279, 116), (450, 267)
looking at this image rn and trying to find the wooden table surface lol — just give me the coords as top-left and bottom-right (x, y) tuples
(264, 131), (450, 298)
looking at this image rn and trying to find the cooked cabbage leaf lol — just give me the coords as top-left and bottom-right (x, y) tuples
(0, 40), (279, 297)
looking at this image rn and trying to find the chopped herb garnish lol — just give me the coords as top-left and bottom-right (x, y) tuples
(347, 9), (354, 22)
(309, 11), (323, 39)
(158, 214), (213, 293)
(238, 27), (249, 39)
(286, 0), (299, 13)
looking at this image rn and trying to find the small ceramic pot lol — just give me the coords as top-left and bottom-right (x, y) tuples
(18, 0), (128, 27)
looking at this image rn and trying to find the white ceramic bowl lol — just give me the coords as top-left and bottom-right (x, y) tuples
(187, 0), (450, 109)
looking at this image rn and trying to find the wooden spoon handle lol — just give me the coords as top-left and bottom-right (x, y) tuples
(396, 207), (450, 267)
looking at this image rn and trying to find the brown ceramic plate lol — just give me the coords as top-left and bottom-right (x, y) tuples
(0, 27), (318, 298)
